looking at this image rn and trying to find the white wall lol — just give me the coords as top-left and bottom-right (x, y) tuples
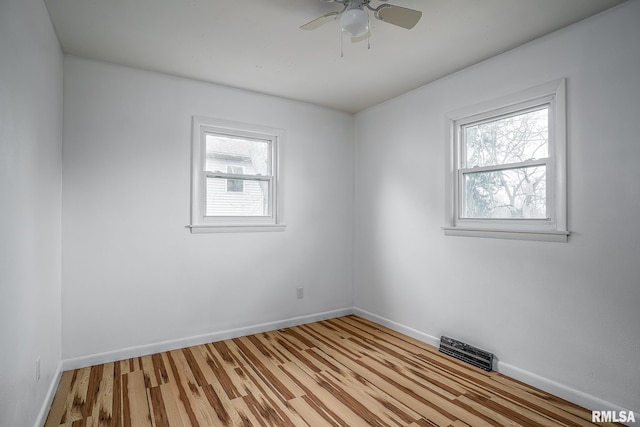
(0, 0), (63, 425)
(354, 0), (640, 415)
(62, 57), (354, 360)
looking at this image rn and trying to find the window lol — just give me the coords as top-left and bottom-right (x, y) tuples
(190, 116), (284, 232)
(444, 79), (568, 242)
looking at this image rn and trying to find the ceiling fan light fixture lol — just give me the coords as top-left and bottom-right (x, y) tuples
(340, 8), (369, 37)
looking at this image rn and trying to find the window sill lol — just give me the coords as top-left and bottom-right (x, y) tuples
(189, 224), (287, 234)
(442, 227), (569, 243)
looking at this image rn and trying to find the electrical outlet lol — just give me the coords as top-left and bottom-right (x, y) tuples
(35, 357), (40, 382)
(296, 287), (304, 299)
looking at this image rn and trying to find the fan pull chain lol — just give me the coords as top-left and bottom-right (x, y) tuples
(340, 30), (344, 57)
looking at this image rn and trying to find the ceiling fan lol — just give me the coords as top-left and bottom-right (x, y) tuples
(300, 0), (422, 39)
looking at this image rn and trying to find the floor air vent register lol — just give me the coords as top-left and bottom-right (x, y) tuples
(439, 336), (494, 372)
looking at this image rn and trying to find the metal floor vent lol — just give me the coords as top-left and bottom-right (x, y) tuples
(439, 336), (494, 372)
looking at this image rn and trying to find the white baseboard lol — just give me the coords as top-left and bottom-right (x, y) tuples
(353, 307), (441, 348)
(498, 362), (639, 425)
(62, 307), (353, 371)
(34, 361), (63, 427)
(354, 307), (639, 425)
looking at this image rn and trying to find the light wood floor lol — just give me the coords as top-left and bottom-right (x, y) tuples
(44, 315), (618, 426)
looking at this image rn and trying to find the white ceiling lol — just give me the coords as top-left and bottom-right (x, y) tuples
(44, 0), (626, 113)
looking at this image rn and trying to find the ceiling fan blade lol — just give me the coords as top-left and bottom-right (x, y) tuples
(375, 4), (422, 29)
(300, 12), (340, 30)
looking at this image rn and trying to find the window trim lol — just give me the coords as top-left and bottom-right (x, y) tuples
(190, 116), (285, 233)
(443, 79), (568, 242)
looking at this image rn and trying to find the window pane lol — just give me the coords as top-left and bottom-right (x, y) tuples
(205, 134), (270, 176)
(462, 166), (547, 219)
(206, 177), (269, 216)
(464, 107), (548, 167)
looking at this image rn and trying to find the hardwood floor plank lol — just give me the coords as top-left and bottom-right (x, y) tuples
(260, 331), (324, 375)
(298, 323), (362, 361)
(140, 356), (158, 389)
(178, 346), (237, 426)
(407, 419), (439, 427)
(287, 396), (336, 426)
(64, 367), (91, 424)
(319, 364), (421, 425)
(279, 361), (376, 427)
(229, 393), (266, 426)
(147, 386), (168, 427)
(122, 371), (152, 427)
(233, 336), (304, 401)
(45, 370), (75, 427)
(45, 316), (623, 427)
(166, 349), (218, 426)
(112, 362), (122, 427)
(258, 332), (304, 364)
(304, 346), (349, 375)
(277, 327), (317, 350)
(189, 345), (237, 408)
(156, 384), (186, 427)
(83, 365), (104, 418)
(87, 362), (114, 427)
(354, 357), (466, 426)
(151, 353), (169, 386)
(314, 369), (411, 426)
(199, 343), (245, 400)
(162, 351), (200, 426)
(241, 391), (288, 426)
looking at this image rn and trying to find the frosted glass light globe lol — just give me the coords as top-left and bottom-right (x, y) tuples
(340, 8), (368, 37)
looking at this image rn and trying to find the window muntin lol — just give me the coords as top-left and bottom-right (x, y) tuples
(190, 117), (283, 232)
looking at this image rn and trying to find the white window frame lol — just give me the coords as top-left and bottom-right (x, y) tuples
(190, 116), (285, 233)
(443, 79), (569, 242)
